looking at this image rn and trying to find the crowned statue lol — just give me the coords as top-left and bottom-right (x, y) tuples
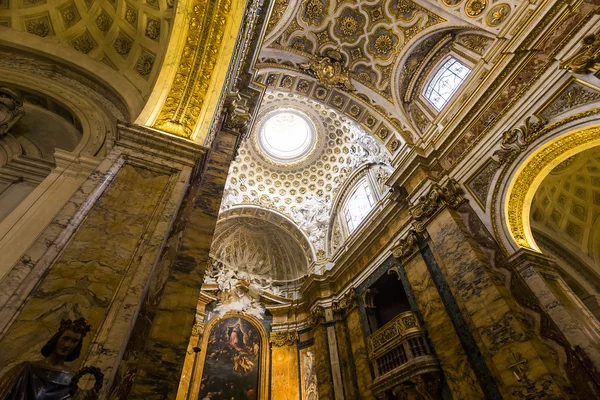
(0, 318), (102, 400)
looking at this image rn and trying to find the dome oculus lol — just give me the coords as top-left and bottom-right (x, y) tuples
(258, 110), (316, 162)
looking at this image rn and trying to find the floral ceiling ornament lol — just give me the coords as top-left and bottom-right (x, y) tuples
(465, 0), (487, 18)
(299, 50), (356, 91)
(486, 3), (511, 27)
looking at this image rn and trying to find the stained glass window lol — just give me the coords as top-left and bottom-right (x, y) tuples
(344, 180), (375, 233)
(424, 57), (471, 111)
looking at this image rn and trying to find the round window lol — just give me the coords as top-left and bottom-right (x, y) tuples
(257, 110), (316, 162)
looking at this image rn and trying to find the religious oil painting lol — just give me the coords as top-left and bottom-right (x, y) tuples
(199, 317), (261, 400)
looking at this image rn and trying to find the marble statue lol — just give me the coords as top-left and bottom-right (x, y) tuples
(347, 123), (390, 168)
(0, 318), (101, 400)
(291, 194), (331, 251)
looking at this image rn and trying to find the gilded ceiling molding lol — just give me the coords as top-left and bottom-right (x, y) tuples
(136, 0), (246, 141)
(270, 330), (298, 347)
(504, 125), (600, 251)
(409, 179), (465, 232)
(560, 28), (600, 75)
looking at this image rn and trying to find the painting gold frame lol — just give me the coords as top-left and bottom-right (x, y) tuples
(188, 312), (270, 400)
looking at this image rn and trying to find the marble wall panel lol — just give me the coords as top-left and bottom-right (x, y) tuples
(312, 324), (334, 400)
(426, 207), (570, 398)
(0, 162), (171, 374)
(271, 344), (300, 400)
(345, 307), (374, 399)
(403, 253), (486, 399)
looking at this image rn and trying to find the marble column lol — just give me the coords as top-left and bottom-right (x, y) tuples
(392, 234), (487, 399)
(411, 180), (578, 398)
(343, 304), (374, 399)
(332, 292), (360, 400)
(109, 126), (240, 400)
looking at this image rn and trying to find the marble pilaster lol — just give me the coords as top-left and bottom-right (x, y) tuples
(271, 332), (300, 400)
(109, 128), (239, 399)
(311, 311), (334, 400)
(345, 306), (374, 399)
(399, 248), (486, 399)
(418, 187), (571, 397)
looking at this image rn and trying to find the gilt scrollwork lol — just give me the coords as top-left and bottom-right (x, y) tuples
(492, 117), (545, 165)
(299, 50), (355, 91)
(391, 231), (419, 261)
(270, 331), (298, 347)
(561, 29), (600, 75)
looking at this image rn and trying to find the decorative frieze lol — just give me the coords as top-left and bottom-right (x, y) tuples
(270, 331), (298, 347)
(409, 179), (465, 232)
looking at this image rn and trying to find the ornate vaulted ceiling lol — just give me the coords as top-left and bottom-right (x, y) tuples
(531, 146), (600, 266)
(0, 0), (172, 100)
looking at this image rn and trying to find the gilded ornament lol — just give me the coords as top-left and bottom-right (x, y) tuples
(136, 53), (155, 76)
(339, 16), (358, 36)
(465, 0), (486, 18)
(299, 50), (355, 91)
(153, 0), (232, 138)
(61, 5), (79, 28)
(266, 0), (289, 33)
(72, 31), (96, 54)
(442, 0), (462, 6)
(302, 0), (327, 26)
(26, 19), (50, 37)
(270, 331), (298, 347)
(332, 289), (356, 314)
(145, 18), (160, 40)
(560, 30), (600, 74)
(486, 4), (510, 27)
(458, 34), (490, 55)
(307, 306), (325, 326)
(539, 82), (600, 121)
(506, 126), (600, 249)
(375, 34), (394, 56)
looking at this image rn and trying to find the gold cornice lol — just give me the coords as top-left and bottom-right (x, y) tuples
(135, 0), (246, 141)
(504, 125), (600, 251)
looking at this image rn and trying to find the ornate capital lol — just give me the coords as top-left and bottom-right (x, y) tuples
(307, 305), (325, 327)
(332, 289), (357, 315)
(561, 30), (600, 74)
(409, 179), (464, 232)
(391, 231), (419, 261)
(0, 88), (25, 136)
(299, 49), (355, 91)
(192, 322), (205, 336)
(270, 331), (298, 347)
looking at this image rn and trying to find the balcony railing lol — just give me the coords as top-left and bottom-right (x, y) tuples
(367, 311), (441, 397)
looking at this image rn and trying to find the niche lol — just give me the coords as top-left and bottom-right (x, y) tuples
(364, 272), (411, 333)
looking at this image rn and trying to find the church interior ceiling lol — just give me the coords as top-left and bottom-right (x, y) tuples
(219, 90), (391, 256)
(0, 0), (173, 99)
(259, 0), (518, 133)
(531, 146), (600, 270)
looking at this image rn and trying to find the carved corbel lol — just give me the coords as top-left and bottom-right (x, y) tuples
(332, 288), (357, 316)
(392, 230), (419, 262)
(222, 91), (251, 135)
(0, 88), (25, 136)
(409, 179), (465, 232)
(491, 117), (545, 165)
(270, 331), (298, 347)
(307, 305), (325, 327)
(561, 30), (600, 75)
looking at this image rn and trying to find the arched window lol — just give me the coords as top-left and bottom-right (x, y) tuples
(424, 57), (471, 111)
(344, 179), (375, 233)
